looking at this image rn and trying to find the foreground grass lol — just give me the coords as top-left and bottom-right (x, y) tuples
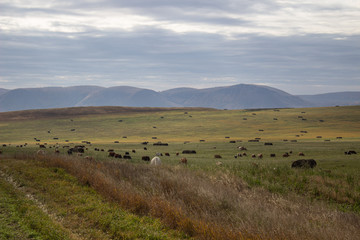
(2, 153), (359, 240)
(0, 175), (72, 240)
(0, 157), (188, 240)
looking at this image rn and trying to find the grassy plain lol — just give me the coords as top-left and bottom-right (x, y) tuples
(0, 105), (360, 239)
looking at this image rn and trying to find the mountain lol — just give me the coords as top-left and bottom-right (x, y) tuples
(0, 84), (359, 112)
(77, 86), (179, 108)
(162, 84), (311, 109)
(298, 92), (360, 107)
(0, 86), (103, 112)
(0, 88), (8, 96)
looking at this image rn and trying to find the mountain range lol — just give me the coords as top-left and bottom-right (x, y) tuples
(0, 84), (359, 112)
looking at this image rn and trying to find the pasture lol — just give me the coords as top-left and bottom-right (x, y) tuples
(1, 105), (360, 239)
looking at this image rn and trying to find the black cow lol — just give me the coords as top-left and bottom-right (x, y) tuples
(291, 159), (317, 169)
(142, 156), (150, 161)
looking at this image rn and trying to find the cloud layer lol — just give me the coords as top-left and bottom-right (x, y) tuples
(0, 0), (359, 94)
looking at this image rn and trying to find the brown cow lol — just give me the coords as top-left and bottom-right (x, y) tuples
(298, 152), (305, 156)
(165, 153), (170, 156)
(214, 154), (222, 159)
(257, 153), (263, 159)
(180, 157), (187, 164)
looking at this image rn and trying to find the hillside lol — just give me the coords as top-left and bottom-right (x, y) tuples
(0, 84), (360, 112)
(77, 86), (179, 108)
(162, 84), (311, 109)
(298, 92), (360, 107)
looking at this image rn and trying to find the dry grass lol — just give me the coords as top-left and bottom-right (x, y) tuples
(15, 152), (360, 240)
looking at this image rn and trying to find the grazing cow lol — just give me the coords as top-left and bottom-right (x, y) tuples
(132, 150), (136, 153)
(214, 154), (222, 159)
(180, 157), (187, 164)
(237, 153), (242, 157)
(238, 146), (247, 151)
(257, 153), (263, 159)
(39, 145), (46, 148)
(242, 152), (247, 156)
(123, 155), (132, 159)
(142, 141), (148, 145)
(108, 152), (116, 157)
(165, 153), (170, 156)
(264, 142), (273, 146)
(234, 155), (238, 159)
(37, 150), (45, 155)
(182, 150), (196, 154)
(345, 150), (357, 155)
(270, 153), (276, 157)
(283, 152), (290, 157)
(298, 152), (305, 156)
(144, 147), (147, 150)
(176, 152), (179, 156)
(291, 159), (317, 168)
(151, 156), (161, 165)
(114, 154), (122, 158)
(142, 156), (150, 161)
(251, 154), (256, 158)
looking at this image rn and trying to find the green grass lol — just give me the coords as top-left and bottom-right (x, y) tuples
(0, 158), (188, 240)
(0, 171), (72, 240)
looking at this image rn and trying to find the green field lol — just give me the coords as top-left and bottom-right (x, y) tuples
(1, 105), (360, 239)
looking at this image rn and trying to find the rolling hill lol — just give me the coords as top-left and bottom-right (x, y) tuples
(298, 92), (360, 107)
(0, 84), (359, 112)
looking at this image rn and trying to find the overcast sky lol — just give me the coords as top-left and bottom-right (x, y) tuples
(0, 0), (359, 94)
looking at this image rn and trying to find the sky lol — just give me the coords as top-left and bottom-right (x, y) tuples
(0, 0), (359, 94)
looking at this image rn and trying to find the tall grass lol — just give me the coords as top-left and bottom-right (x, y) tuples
(17, 152), (360, 240)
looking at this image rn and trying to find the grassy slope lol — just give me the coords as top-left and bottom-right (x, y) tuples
(1, 106), (359, 144)
(0, 158), (188, 240)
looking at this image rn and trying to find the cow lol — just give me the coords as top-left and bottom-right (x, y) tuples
(214, 154), (222, 159)
(142, 156), (150, 161)
(123, 155), (132, 159)
(257, 153), (263, 159)
(39, 145), (46, 148)
(251, 154), (256, 158)
(132, 150), (136, 153)
(291, 159), (317, 169)
(182, 150), (196, 154)
(242, 152), (247, 157)
(108, 152), (116, 157)
(270, 153), (276, 157)
(298, 152), (305, 156)
(216, 161), (223, 166)
(54, 150), (60, 154)
(114, 154), (122, 158)
(165, 153), (170, 156)
(144, 147), (147, 150)
(151, 156), (161, 165)
(238, 146), (247, 151)
(180, 157), (187, 164)
(283, 152), (290, 157)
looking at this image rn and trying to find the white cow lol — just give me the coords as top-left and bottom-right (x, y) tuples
(151, 156), (161, 166)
